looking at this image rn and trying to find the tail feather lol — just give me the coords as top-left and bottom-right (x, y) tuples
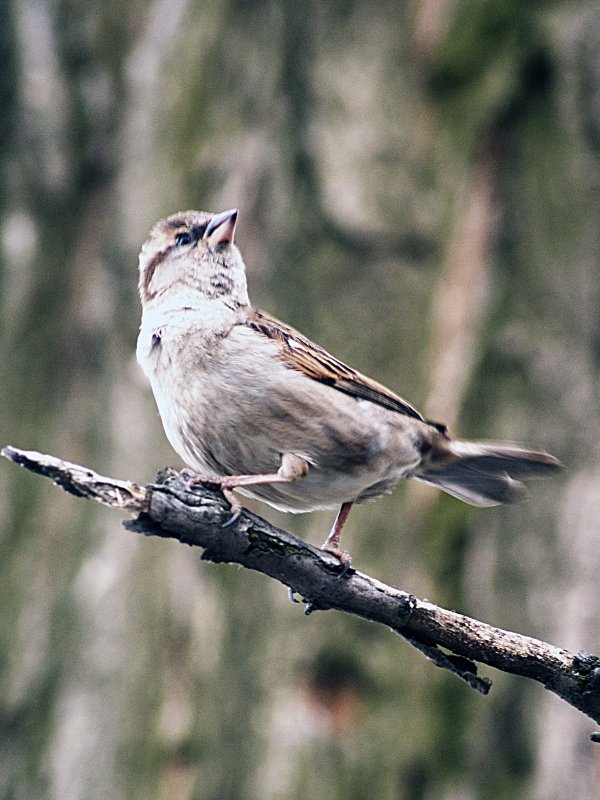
(417, 439), (563, 507)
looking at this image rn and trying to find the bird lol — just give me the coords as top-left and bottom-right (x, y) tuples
(136, 208), (562, 569)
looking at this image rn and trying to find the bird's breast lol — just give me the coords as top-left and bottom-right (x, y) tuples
(137, 318), (426, 511)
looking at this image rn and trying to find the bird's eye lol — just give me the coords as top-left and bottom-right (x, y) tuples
(175, 231), (193, 247)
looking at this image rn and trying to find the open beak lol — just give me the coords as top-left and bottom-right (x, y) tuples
(204, 208), (238, 247)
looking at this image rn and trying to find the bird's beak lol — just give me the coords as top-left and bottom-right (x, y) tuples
(205, 209), (238, 247)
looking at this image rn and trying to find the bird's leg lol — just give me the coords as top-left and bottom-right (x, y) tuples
(185, 453), (309, 526)
(321, 501), (354, 573)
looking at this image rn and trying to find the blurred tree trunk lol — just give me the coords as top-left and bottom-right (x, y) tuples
(1, 1), (599, 799)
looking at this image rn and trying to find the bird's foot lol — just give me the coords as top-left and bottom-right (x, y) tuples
(321, 501), (354, 577)
(183, 471), (244, 527)
(181, 455), (309, 528)
(321, 544), (353, 577)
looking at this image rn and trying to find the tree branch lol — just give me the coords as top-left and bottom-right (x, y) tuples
(4, 445), (600, 735)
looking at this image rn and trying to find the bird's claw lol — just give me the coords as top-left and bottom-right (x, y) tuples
(321, 545), (353, 578)
(221, 506), (242, 528)
(219, 486), (242, 526)
(183, 472), (244, 527)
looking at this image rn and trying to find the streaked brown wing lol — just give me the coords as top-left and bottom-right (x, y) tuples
(247, 309), (424, 421)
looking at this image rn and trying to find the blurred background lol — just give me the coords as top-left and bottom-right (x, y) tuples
(1, 1), (600, 798)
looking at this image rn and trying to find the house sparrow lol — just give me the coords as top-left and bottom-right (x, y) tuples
(137, 208), (562, 567)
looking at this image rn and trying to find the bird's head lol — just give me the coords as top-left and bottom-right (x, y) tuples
(138, 208), (249, 308)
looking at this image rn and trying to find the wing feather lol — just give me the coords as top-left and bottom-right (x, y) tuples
(247, 309), (424, 421)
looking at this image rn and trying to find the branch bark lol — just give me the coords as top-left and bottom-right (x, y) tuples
(4, 445), (600, 735)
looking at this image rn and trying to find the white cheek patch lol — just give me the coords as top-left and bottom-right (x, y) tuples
(148, 257), (182, 296)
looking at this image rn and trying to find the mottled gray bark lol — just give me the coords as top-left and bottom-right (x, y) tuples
(6, 446), (600, 731)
